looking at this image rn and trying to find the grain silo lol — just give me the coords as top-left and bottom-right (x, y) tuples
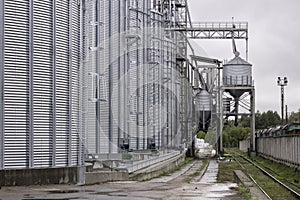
(126, 0), (150, 150)
(221, 32), (255, 154)
(195, 90), (212, 132)
(223, 56), (252, 98)
(83, 0), (125, 156)
(162, 38), (177, 148)
(0, 0), (83, 185)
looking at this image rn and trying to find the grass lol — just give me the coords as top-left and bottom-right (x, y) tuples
(192, 159), (209, 177)
(251, 156), (300, 189)
(235, 148), (300, 192)
(217, 157), (253, 200)
(237, 183), (253, 200)
(185, 159), (210, 183)
(217, 159), (241, 183)
(228, 148), (298, 200)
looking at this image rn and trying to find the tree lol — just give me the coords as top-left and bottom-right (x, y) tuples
(222, 124), (250, 147)
(288, 111), (300, 123)
(222, 110), (281, 147)
(239, 111), (279, 129)
(197, 130), (217, 146)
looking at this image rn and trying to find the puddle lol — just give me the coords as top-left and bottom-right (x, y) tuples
(47, 189), (94, 194)
(22, 198), (82, 200)
(93, 190), (125, 196)
(48, 189), (79, 194)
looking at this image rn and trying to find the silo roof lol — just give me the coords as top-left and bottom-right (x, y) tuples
(224, 56), (252, 66)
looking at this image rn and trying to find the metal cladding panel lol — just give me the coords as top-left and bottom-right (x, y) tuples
(3, 0), (30, 168)
(80, 1), (88, 159)
(87, 102), (97, 153)
(55, 0), (70, 166)
(223, 56), (252, 86)
(127, 5), (141, 150)
(0, 0), (3, 169)
(118, 0), (127, 148)
(136, 2), (148, 150)
(110, 0), (123, 153)
(196, 90), (212, 112)
(71, 0), (81, 165)
(147, 10), (164, 149)
(32, 0), (52, 167)
(85, 0), (97, 154)
(171, 42), (177, 147)
(99, 0), (110, 154)
(163, 39), (176, 148)
(128, 58), (138, 150)
(1, 0), (82, 169)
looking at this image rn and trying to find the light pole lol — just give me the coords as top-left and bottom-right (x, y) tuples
(277, 77), (288, 124)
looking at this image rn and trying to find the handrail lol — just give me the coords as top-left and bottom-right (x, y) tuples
(126, 151), (181, 173)
(191, 22), (248, 30)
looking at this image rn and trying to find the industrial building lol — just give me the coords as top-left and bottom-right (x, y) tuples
(0, 0), (254, 185)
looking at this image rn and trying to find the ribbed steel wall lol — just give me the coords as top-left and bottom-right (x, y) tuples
(83, 0), (124, 155)
(162, 39), (177, 148)
(126, 0), (149, 150)
(0, 0), (82, 169)
(148, 10), (163, 150)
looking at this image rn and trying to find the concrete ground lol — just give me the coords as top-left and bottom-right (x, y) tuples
(0, 159), (245, 200)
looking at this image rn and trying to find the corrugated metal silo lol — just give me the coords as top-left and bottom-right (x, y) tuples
(195, 90), (212, 132)
(147, 8), (164, 150)
(223, 56), (252, 98)
(125, 0), (150, 150)
(84, 0), (124, 155)
(0, 0), (82, 169)
(162, 38), (177, 148)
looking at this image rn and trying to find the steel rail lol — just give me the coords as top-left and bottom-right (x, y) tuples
(229, 153), (272, 200)
(230, 150), (300, 199)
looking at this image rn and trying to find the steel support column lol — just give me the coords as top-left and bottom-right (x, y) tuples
(217, 67), (223, 155)
(135, 3), (140, 150)
(117, 0), (122, 151)
(78, 0), (84, 166)
(52, 0), (57, 167)
(179, 61), (186, 149)
(95, 0), (101, 154)
(28, 0), (34, 168)
(250, 88), (256, 153)
(108, 0), (113, 153)
(68, 0), (73, 166)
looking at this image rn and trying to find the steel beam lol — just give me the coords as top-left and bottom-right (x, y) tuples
(167, 22), (248, 39)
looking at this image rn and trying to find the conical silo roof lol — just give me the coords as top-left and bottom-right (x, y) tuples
(224, 56), (252, 66)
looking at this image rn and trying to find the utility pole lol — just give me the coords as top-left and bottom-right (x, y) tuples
(285, 105), (288, 124)
(277, 77), (288, 124)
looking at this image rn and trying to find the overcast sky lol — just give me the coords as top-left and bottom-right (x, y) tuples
(188, 0), (300, 114)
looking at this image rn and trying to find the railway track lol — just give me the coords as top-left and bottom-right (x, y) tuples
(228, 150), (300, 200)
